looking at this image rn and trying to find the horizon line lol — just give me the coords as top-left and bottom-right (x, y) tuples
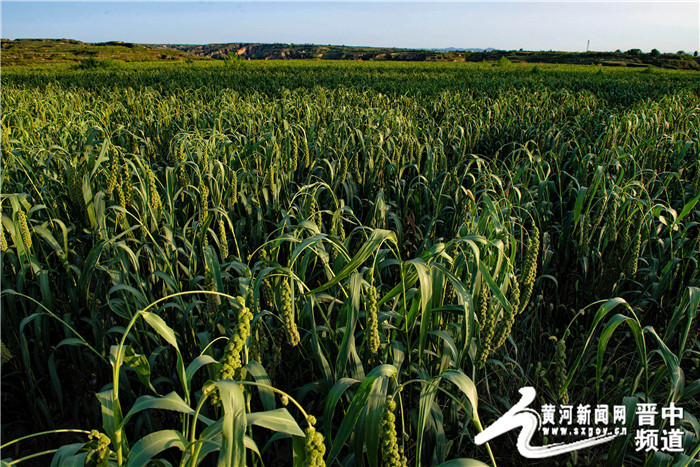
(5, 38), (694, 55)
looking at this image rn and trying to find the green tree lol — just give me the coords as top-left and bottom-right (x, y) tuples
(225, 51), (241, 64)
(497, 55), (512, 66)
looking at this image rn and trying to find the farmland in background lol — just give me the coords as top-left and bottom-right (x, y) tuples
(1, 60), (699, 466)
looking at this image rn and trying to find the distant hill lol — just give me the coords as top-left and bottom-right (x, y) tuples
(2, 39), (698, 70)
(0, 38), (206, 66)
(162, 42), (437, 61)
(152, 43), (700, 70)
(430, 47), (496, 52)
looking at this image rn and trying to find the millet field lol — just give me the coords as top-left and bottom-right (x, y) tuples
(1, 60), (699, 466)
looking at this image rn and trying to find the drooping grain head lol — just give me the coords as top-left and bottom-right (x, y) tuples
(147, 166), (162, 216)
(381, 399), (408, 467)
(213, 297), (253, 402)
(199, 179), (209, 213)
(304, 415), (326, 467)
(518, 226), (539, 314)
(17, 210), (31, 249)
(282, 279), (300, 346)
(367, 285), (380, 354)
(0, 222), (7, 252)
(218, 219), (229, 259)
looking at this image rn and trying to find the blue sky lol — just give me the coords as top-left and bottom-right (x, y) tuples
(2, 2), (698, 53)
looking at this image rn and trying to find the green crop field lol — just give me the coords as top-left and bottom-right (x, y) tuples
(1, 60), (699, 466)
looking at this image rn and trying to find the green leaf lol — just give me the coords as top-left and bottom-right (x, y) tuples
(573, 187), (587, 231)
(644, 327), (684, 404)
(95, 389), (119, 445)
(306, 229), (397, 295)
(477, 262), (512, 315)
(49, 443), (84, 467)
(52, 452), (88, 467)
(121, 345), (156, 393)
(244, 436), (261, 461)
(439, 370), (479, 421)
(429, 330), (459, 362)
(681, 380), (700, 401)
(82, 173), (97, 229)
(292, 434), (307, 467)
(32, 225), (69, 268)
(119, 392), (194, 430)
(606, 395), (638, 466)
(126, 430), (187, 467)
(188, 419), (223, 464)
(326, 376), (376, 465)
(664, 287), (699, 349)
(335, 273), (362, 380)
(596, 314), (644, 400)
(247, 408), (304, 437)
(204, 245), (224, 294)
(674, 190), (700, 226)
(647, 451), (674, 467)
(365, 376), (389, 467)
(140, 312), (187, 396)
(417, 379), (439, 466)
(214, 380), (247, 467)
(323, 377), (360, 443)
(244, 361), (276, 412)
(56, 338), (87, 349)
(407, 258), (433, 364)
(366, 364), (398, 379)
(141, 312), (180, 352)
(436, 459), (491, 467)
(186, 355), (217, 389)
(566, 298), (635, 390)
